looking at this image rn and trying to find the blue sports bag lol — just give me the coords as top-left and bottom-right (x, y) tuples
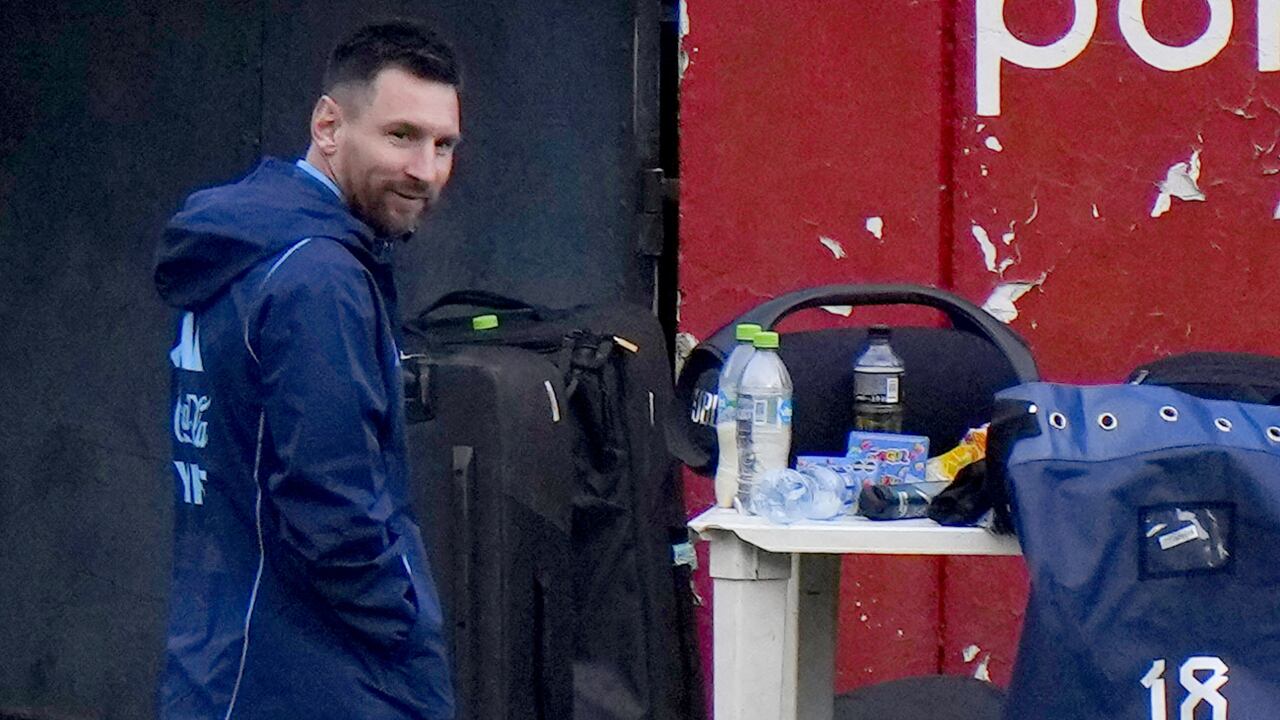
(998, 382), (1280, 720)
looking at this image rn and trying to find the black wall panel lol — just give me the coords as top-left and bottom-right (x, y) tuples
(257, 0), (654, 316)
(0, 2), (661, 718)
(0, 2), (264, 717)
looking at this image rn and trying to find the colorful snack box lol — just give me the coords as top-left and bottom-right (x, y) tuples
(844, 430), (929, 486)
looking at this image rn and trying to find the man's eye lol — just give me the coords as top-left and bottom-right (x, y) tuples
(389, 129), (411, 140)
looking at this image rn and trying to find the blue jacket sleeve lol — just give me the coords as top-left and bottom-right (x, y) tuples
(252, 239), (428, 653)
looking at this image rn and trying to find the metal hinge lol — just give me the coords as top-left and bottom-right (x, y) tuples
(637, 167), (678, 257)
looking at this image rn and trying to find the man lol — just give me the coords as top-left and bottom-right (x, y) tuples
(153, 19), (461, 720)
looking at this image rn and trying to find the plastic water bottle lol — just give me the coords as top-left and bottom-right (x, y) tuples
(853, 325), (905, 433)
(736, 331), (793, 509)
(714, 323), (762, 508)
(749, 467), (848, 524)
(856, 481), (949, 520)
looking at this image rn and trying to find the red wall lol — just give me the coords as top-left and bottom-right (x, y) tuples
(679, 0), (1280, 705)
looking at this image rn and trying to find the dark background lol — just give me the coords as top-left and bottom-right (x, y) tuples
(0, 2), (678, 717)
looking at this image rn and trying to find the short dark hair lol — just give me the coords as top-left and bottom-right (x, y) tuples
(323, 19), (461, 96)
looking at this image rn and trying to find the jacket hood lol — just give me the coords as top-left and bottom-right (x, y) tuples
(155, 157), (394, 309)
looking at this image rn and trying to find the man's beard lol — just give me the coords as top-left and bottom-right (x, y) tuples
(352, 185), (437, 239)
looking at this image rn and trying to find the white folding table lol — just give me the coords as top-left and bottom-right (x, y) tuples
(688, 506), (1022, 720)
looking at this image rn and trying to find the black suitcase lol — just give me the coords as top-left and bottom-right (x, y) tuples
(403, 341), (577, 720)
(402, 291), (704, 720)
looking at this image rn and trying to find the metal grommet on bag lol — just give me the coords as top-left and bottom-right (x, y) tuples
(1214, 417), (1233, 432)
(1267, 426), (1280, 443)
(1159, 405), (1179, 422)
(1049, 412), (1068, 430)
(1097, 412), (1118, 431)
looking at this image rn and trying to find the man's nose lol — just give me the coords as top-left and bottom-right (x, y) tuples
(406, 145), (442, 185)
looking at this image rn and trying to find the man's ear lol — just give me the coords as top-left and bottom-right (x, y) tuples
(310, 95), (343, 155)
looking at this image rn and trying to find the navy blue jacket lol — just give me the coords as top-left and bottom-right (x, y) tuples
(154, 158), (452, 720)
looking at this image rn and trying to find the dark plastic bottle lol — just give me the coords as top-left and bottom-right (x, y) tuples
(852, 325), (905, 433)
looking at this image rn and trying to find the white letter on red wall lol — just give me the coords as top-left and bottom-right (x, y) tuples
(1118, 0), (1233, 71)
(976, 0), (1098, 116)
(1261, 0), (1280, 71)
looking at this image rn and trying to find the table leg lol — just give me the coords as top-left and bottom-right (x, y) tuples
(707, 530), (840, 720)
(789, 554), (840, 720)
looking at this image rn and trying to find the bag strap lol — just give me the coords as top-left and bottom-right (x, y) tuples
(564, 333), (624, 474)
(703, 284), (1039, 383)
(414, 289), (550, 322)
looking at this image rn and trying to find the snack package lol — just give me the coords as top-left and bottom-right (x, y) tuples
(843, 431), (930, 487)
(924, 424), (988, 483)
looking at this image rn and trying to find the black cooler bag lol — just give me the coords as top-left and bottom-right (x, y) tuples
(670, 284), (1040, 473)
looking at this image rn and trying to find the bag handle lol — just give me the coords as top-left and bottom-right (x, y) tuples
(705, 284), (1039, 383)
(413, 289), (549, 323)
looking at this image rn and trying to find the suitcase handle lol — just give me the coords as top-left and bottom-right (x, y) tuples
(707, 284), (1039, 383)
(416, 289), (550, 321)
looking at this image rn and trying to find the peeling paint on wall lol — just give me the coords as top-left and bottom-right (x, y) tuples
(1092, 203), (1101, 218)
(972, 224), (1017, 274)
(819, 235), (848, 259)
(821, 305), (854, 317)
(962, 643), (994, 681)
(1252, 132), (1277, 159)
(678, 0), (692, 81)
(1220, 100), (1257, 119)
(981, 273), (1048, 323)
(971, 225), (998, 272)
(865, 216), (885, 239)
(1151, 149), (1206, 218)
(973, 654), (992, 682)
(985, 136), (1004, 152)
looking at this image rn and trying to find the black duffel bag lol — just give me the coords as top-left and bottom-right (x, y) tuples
(669, 284), (1040, 475)
(1127, 350), (1280, 403)
(403, 290), (703, 720)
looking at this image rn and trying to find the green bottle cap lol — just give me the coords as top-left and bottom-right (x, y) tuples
(752, 331), (780, 349)
(472, 314), (499, 331)
(735, 323), (763, 342)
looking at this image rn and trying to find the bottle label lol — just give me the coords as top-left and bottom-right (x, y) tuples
(743, 395), (793, 428)
(855, 372), (902, 404)
(737, 394), (792, 485)
(715, 389), (734, 425)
